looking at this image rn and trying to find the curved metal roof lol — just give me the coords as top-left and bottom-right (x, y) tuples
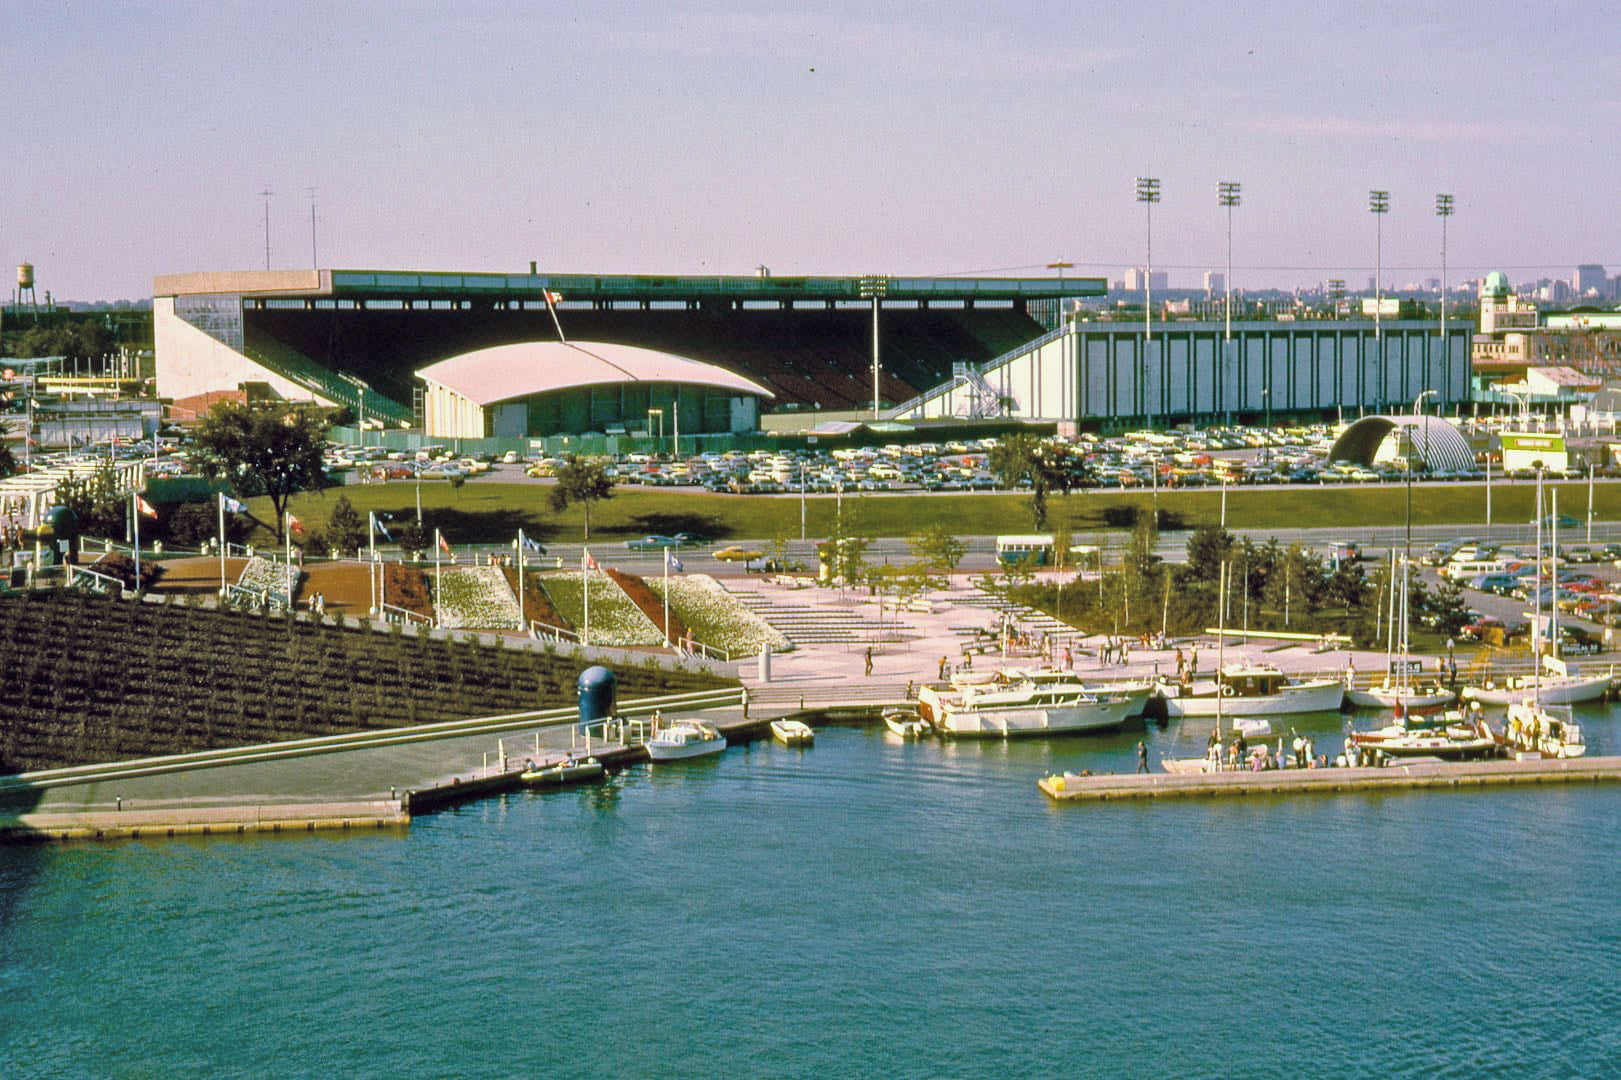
(415, 341), (773, 405)
(1328, 415), (1475, 472)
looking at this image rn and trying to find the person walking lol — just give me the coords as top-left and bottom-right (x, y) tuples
(864, 646), (873, 677)
(1136, 740), (1149, 774)
(939, 655), (949, 681)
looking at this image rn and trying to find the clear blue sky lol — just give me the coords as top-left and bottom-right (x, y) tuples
(3, 0), (1617, 301)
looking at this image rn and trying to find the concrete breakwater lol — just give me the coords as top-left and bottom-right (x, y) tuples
(1038, 755), (1621, 803)
(0, 800), (408, 843)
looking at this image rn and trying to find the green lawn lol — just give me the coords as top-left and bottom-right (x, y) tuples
(247, 478), (1618, 546)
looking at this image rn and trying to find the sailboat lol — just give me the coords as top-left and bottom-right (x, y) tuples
(1463, 482), (1611, 707)
(1343, 549), (1454, 712)
(1500, 485), (1589, 758)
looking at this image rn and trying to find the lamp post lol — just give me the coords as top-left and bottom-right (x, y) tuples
(1409, 389), (1438, 566)
(338, 371), (370, 448)
(1435, 193), (1454, 359)
(1369, 190), (1389, 341)
(1135, 177), (1160, 345)
(647, 407), (663, 458)
(858, 275), (888, 419)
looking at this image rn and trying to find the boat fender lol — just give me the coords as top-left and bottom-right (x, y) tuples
(1219, 685), (1235, 697)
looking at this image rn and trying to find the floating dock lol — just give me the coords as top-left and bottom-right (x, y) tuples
(1038, 756), (1621, 803)
(0, 801), (408, 843)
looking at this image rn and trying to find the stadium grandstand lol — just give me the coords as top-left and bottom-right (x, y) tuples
(152, 269), (1101, 427)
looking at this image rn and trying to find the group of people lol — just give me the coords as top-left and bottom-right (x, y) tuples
(1203, 729), (1326, 771)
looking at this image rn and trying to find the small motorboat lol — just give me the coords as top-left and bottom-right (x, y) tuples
(519, 758), (605, 786)
(883, 707), (929, 738)
(646, 720), (727, 761)
(770, 718), (815, 746)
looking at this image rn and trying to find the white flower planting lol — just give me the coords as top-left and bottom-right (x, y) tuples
(434, 565), (523, 629)
(650, 574), (790, 653)
(237, 555), (302, 600)
(540, 571), (664, 646)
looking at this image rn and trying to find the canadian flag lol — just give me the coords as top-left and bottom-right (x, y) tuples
(582, 549), (597, 571)
(287, 513), (304, 534)
(438, 531), (451, 554)
(545, 290), (564, 304)
(135, 494), (158, 519)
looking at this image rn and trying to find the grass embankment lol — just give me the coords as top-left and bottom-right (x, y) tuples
(249, 479), (1615, 546)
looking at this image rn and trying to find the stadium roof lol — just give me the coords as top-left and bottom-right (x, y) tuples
(416, 341), (774, 405)
(154, 268), (1104, 303)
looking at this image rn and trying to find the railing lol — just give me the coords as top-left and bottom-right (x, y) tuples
(382, 602), (433, 627)
(675, 639), (742, 662)
(530, 620), (581, 643)
(67, 564), (126, 596)
(888, 324), (1066, 418)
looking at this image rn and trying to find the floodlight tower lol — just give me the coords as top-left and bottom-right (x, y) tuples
(1435, 193), (1454, 352)
(858, 275), (889, 419)
(1218, 181), (1241, 422)
(1368, 189), (1389, 340)
(1135, 177), (1160, 344)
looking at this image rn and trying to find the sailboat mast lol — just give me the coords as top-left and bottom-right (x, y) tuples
(1216, 561), (1227, 739)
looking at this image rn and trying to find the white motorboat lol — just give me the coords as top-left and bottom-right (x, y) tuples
(882, 707), (930, 738)
(1503, 700), (1586, 758)
(770, 718), (815, 746)
(917, 675), (1139, 738)
(1156, 664), (1345, 718)
(645, 720), (727, 761)
(979, 667), (1155, 717)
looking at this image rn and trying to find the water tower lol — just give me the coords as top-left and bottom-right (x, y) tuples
(17, 262), (38, 314)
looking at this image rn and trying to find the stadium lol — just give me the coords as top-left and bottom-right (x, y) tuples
(153, 269), (1095, 438)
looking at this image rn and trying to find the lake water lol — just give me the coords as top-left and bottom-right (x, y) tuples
(4, 710), (1621, 1077)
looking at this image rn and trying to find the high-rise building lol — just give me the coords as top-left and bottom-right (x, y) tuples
(1203, 271), (1224, 295)
(1573, 264), (1607, 296)
(1124, 267), (1168, 292)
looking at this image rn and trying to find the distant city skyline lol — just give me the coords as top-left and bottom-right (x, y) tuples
(3, 1), (1619, 302)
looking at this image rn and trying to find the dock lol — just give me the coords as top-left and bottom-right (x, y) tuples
(1038, 755), (1621, 803)
(0, 801), (408, 843)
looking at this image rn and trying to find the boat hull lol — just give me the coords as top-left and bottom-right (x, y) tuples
(1344, 686), (1456, 711)
(770, 720), (814, 746)
(933, 695), (1139, 738)
(646, 725), (727, 761)
(1462, 675), (1610, 706)
(1158, 679), (1344, 718)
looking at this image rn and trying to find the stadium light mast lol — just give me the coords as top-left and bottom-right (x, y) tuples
(259, 187), (274, 270)
(1436, 193), (1454, 356)
(1369, 189), (1389, 340)
(1135, 177), (1160, 344)
(1218, 182), (1241, 341)
(858, 275), (889, 419)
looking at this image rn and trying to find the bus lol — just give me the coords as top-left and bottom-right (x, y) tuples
(996, 535), (1053, 566)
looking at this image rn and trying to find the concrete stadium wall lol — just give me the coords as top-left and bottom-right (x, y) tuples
(153, 297), (328, 406)
(895, 319), (1472, 426)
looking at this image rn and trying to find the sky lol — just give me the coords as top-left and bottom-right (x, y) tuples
(3, 0), (1618, 301)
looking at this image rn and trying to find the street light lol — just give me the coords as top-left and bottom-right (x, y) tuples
(338, 371), (370, 447)
(1135, 177), (1160, 345)
(1369, 190), (1389, 341)
(647, 407), (664, 457)
(1219, 180), (1241, 424)
(1409, 389), (1438, 565)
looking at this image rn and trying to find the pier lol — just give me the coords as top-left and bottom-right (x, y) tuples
(1038, 755), (1621, 803)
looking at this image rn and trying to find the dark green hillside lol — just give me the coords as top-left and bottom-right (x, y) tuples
(0, 590), (731, 774)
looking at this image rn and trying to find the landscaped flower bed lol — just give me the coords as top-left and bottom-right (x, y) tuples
(606, 567), (690, 645)
(649, 574), (790, 654)
(385, 564), (434, 620)
(540, 571), (663, 646)
(503, 566), (573, 634)
(433, 565), (523, 629)
(238, 555), (302, 602)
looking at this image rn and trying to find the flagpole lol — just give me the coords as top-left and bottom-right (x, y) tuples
(285, 510), (292, 605)
(132, 492), (141, 588)
(517, 529), (526, 632)
(218, 491), (226, 594)
(583, 547), (590, 648)
(368, 512), (377, 615)
(663, 546), (671, 646)
(434, 528), (442, 629)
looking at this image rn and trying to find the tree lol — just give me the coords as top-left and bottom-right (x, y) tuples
(1181, 523), (1234, 587)
(53, 462), (126, 540)
(909, 522), (966, 578)
(988, 431), (1075, 529)
(325, 493), (366, 557)
(395, 519), (427, 558)
(0, 443), (15, 479)
(191, 402), (327, 542)
(16, 321), (116, 366)
(549, 458), (614, 540)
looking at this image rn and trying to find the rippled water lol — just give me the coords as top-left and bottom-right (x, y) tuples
(4, 712), (1621, 1077)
